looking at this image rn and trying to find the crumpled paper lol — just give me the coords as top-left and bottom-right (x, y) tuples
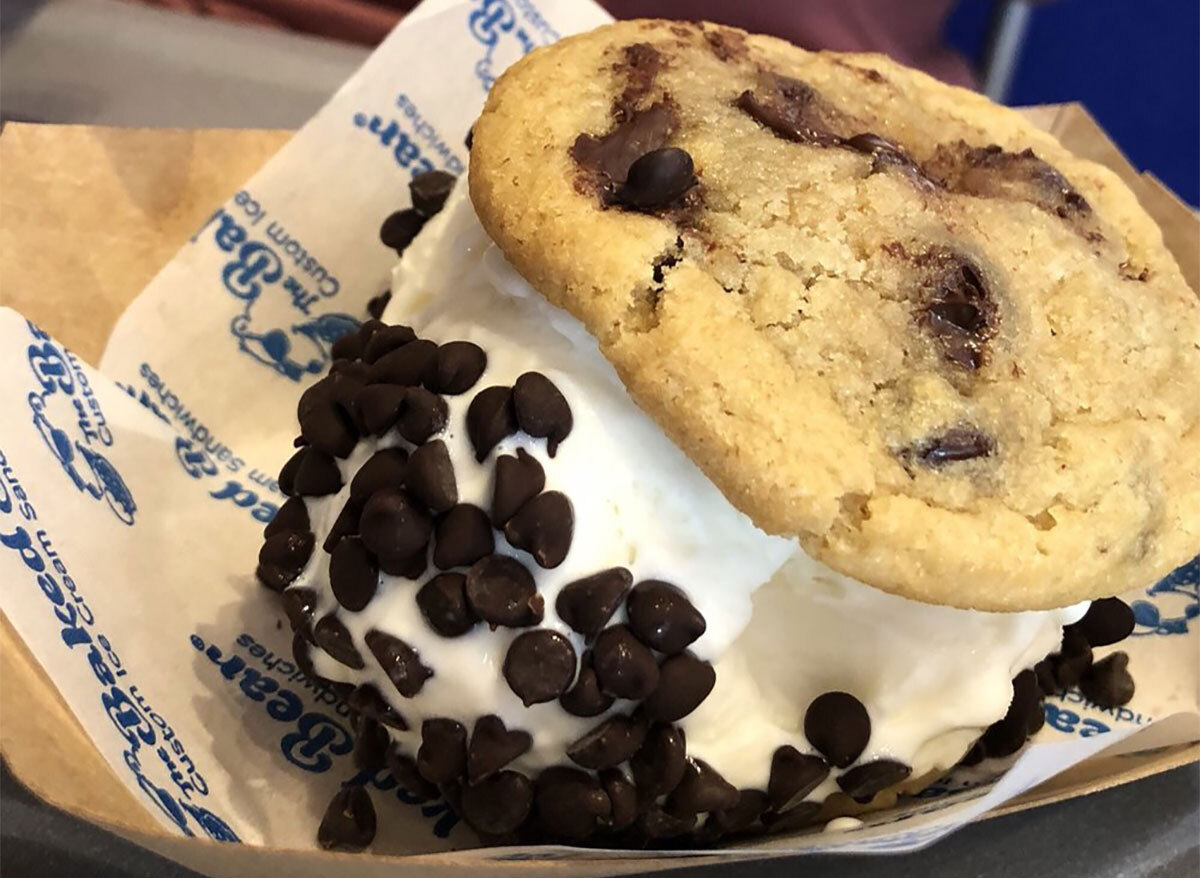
(1, 0), (1197, 861)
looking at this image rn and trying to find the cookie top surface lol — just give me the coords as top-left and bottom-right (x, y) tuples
(469, 19), (1200, 610)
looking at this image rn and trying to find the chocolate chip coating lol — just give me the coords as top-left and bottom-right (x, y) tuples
(360, 489), (433, 561)
(396, 387), (449, 444)
(491, 448), (545, 527)
(428, 341), (487, 395)
(329, 536), (379, 611)
(462, 771), (533, 835)
(468, 715), (532, 782)
(368, 339), (438, 387)
(804, 691), (871, 768)
(616, 147), (696, 210)
(503, 629), (577, 706)
(466, 385), (518, 461)
(566, 713), (647, 770)
(1073, 598), (1135, 647)
(626, 580), (706, 654)
(556, 567), (632, 641)
(418, 718), (466, 784)
(512, 372), (573, 456)
(350, 447), (408, 504)
(365, 629), (432, 698)
(767, 746), (829, 812)
(630, 724), (686, 801)
(433, 504), (494, 570)
(363, 324), (417, 364)
(1080, 651), (1135, 708)
(313, 614), (364, 669)
(318, 785), (376, 852)
(642, 653), (715, 722)
(836, 759), (911, 801)
(534, 767), (612, 840)
(592, 625), (659, 700)
(264, 496), (309, 539)
(503, 491), (574, 569)
(404, 440), (458, 514)
(256, 530), (314, 591)
(464, 555), (543, 628)
(416, 572), (478, 637)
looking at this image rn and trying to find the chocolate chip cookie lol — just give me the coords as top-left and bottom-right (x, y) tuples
(469, 19), (1200, 610)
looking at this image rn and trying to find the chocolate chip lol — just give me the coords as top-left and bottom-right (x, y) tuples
(378, 547), (426, 580)
(368, 339), (438, 387)
(464, 555), (543, 628)
(630, 724), (686, 801)
(281, 586), (318, 641)
(1073, 598), (1135, 647)
(468, 714), (532, 782)
(367, 290), (392, 320)
(467, 386), (518, 461)
(348, 684), (408, 730)
(843, 132), (935, 189)
(710, 789), (768, 836)
(504, 491), (574, 569)
(567, 713), (647, 770)
(331, 329), (364, 361)
(735, 74), (846, 146)
(1080, 651), (1135, 708)
(256, 530), (314, 591)
(512, 372), (573, 456)
(404, 440), (457, 513)
(804, 691), (870, 768)
(1027, 699), (1046, 736)
(767, 745), (829, 812)
(913, 427), (995, 466)
(385, 744), (438, 800)
(396, 387), (448, 444)
(461, 771), (533, 835)
(571, 102), (677, 199)
(491, 448), (545, 527)
(380, 208), (425, 255)
(981, 670), (1041, 758)
(354, 384), (407, 436)
(427, 341), (487, 395)
(638, 806), (695, 839)
(418, 718), (467, 784)
(556, 568), (632, 642)
(433, 504), (494, 570)
(293, 631), (317, 678)
(626, 580), (705, 654)
(642, 653), (715, 722)
(559, 658), (615, 717)
(600, 769), (638, 831)
(314, 614), (364, 669)
(959, 740), (986, 767)
(415, 572), (477, 637)
(329, 537), (377, 613)
(358, 318), (384, 342)
(1034, 659), (1059, 696)
(278, 447), (304, 496)
(534, 767), (612, 840)
(265, 496), (309, 539)
(616, 147), (696, 211)
(592, 625), (659, 700)
(503, 630), (577, 706)
(322, 499), (362, 553)
(330, 359), (371, 383)
(363, 324), (418, 364)
(410, 170), (456, 217)
(350, 447), (408, 504)
(365, 629), (432, 697)
(318, 785), (376, 851)
(762, 801), (822, 833)
(360, 489), (433, 561)
(291, 448), (343, 497)
(299, 372), (362, 423)
(844, 132), (900, 155)
(837, 759), (911, 801)
(666, 759), (739, 817)
(353, 716), (390, 772)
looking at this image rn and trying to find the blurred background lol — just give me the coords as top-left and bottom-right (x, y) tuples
(1, 0), (1197, 205)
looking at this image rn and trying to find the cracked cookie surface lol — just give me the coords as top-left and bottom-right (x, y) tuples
(469, 19), (1200, 610)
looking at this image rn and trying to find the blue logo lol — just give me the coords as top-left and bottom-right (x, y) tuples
(23, 323), (136, 525)
(467, 0), (558, 91)
(1131, 555), (1199, 636)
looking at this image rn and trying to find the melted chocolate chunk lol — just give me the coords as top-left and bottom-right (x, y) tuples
(626, 580), (706, 655)
(642, 653), (715, 722)
(912, 250), (998, 371)
(616, 147), (697, 211)
(534, 767), (612, 840)
(1080, 651), (1135, 708)
(592, 625), (660, 700)
(767, 745), (829, 812)
(365, 629), (432, 697)
(410, 170), (456, 217)
(567, 713), (647, 770)
(556, 567), (633, 642)
(512, 372), (573, 455)
(363, 324), (417, 364)
(385, 744), (438, 801)
(329, 536), (379, 611)
(348, 684), (408, 730)
(630, 724), (686, 802)
(350, 447), (408, 504)
(844, 132), (937, 189)
(466, 386), (519, 462)
(313, 614), (365, 669)
(418, 718), (467, 784)
(666, 759), (739, 817)
(837, 759), (911, 801)
(735, 73), (848, 146)
(427, 341), (487, 395)
(379, 208), (425, 256)
(462, 771), (533, 835)
(416, 572), (478, 637)
(405, 440), (458, 514)
(433, 504), (494, 570)
(611, 42), (663, 119)
(503, 629), (578, 706)
(804, 691), (870, 768)
(503, 491), (574, 569)
(491, 448), (545, 527)
(911, 427), (995, 467)
(318, 786), (376, 852)
(360, 489), (433, 561)
(468, 715), (532, 782)
(704, 27), (746, 62)
(256, 530), (314, 591)
(571, 102), (677, 201)
(1072, 597), (1135, 647)
(464, 554), (543, 628)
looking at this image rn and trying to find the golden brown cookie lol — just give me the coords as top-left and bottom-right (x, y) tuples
(469, 20), (1200, 610)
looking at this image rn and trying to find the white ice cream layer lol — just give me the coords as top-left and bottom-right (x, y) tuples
(297, 182), (1086, 801)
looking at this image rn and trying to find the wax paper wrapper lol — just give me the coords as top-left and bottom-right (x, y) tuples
(1, 0), (1198, 873)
